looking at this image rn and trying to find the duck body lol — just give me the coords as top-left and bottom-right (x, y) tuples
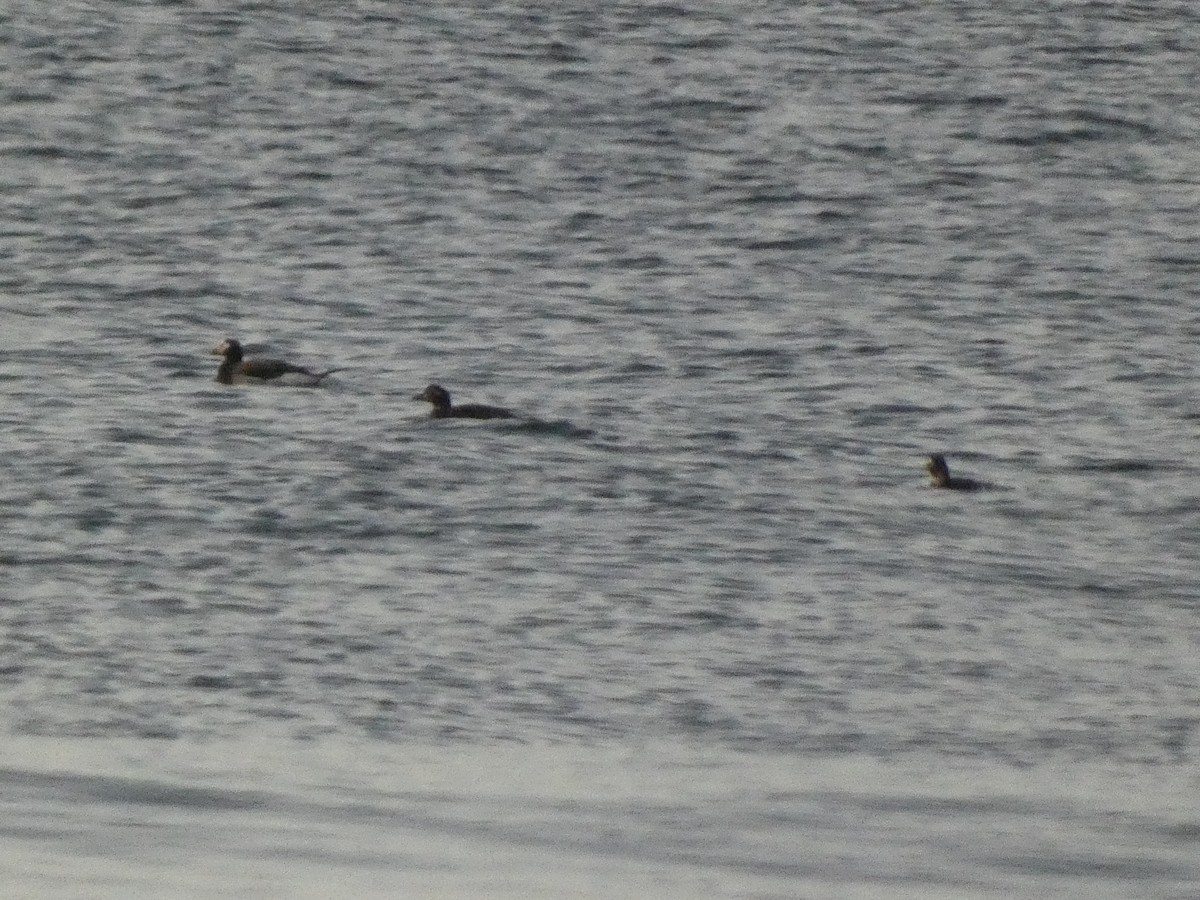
(414, 383), (513, 420)
(212, 338), (340, 387)
(925, 454), (984, 491)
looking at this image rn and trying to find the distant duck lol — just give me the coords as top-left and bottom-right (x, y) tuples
(212, 338), (340, 387)
(413, 383), (514, 420)
(925, 454), (985, 490)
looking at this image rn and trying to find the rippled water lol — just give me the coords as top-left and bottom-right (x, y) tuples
(3, 1), (1200, 896)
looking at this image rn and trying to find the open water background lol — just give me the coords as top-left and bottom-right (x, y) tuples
(2, 1), (1200, 896)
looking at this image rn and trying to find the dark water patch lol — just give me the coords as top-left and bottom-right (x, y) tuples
(1160, 821), (1200, 840)
(254, 35), (334, 55)
(542, 40), (587, 64)
(240, 194), (309, 211)
(295, 259), (346, 271)
(498, 614), (573, 634)
(993, 124), (1113, 147)
(679, 362), (721, 379)
(507, 418), (596, 440)
(741, 235), (836, 252)
(666, 697), (741, 733)
(711, 662), (812, 684)
(142, 595), (191, 616)
(184, 10), (246, 36)
(0, 143), (115, 162)
(5, 89), (57, 104)
(854, 401), (940, 417)
(947, 661), (996, 679)
(1072, 109), (1160, 139)
(561, 209), (609, 229)
(0, 551), (130, 568)
(811, 790), (1029, 818)
(850, 343), (889, 356)
(730, 190), (820, 206)
(74, 507), (118, 532)
(188, 674), (237, 690)
(987, 851), (1185, 880)
(831, 139), (887, 158)
(92, 777), (266, 811)
(417, 664), (478, 691)
(814, 207), (860, 223)
(291, 169), (337, 183)
(0, 767), (269, 811)
(608, 360), (670, 377)
(172, 389), (242, 410)
(101, 425), (164, 444)
(473, 519), (541, 536)
(922, 170), (989, 193)
(121, 192), (191, 211)
(241, 517), (411, 542)
(613, 252), (671, 270)
(965, 91), (1012, 109)
(651, 96), (762, 116)
(321, 72), (381, 90)
(887, 90), (968, 112)
(717, 344), (795, 367)
(1150, 254), (1200, 271)
(1077, 580), (1137, 600)
(636, 609), (761, 634)
(686, 427), (740, 444)
(123, 284), (202, 302)
(1069, 457), (1163, 474)
(206, 598), (277, 615)
(532, 280), (595, 296)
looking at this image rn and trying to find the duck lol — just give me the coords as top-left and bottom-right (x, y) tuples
(925, 454), (984, 491)
(212, 338), (340, 387)
(413, 383), (514, 420)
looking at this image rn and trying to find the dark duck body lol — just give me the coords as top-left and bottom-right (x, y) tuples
(212, 338), (339, 386)
(413, 383), (514, 420)
(925, 454), (984, 491)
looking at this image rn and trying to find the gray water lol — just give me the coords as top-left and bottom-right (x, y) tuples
(3, 2), (1200, 897)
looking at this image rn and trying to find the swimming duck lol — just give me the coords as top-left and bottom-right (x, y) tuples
(925, 454), (984, 491)
(413, 383), (514, 419)
(212, 338), (340, 387)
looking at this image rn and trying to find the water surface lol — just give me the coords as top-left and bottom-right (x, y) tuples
(2, 1), (1199, 896)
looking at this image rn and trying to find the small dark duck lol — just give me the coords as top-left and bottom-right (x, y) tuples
(413, 384), (514, 420)
(925, 454), (984, 491)
(212, 338), (340, 387)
